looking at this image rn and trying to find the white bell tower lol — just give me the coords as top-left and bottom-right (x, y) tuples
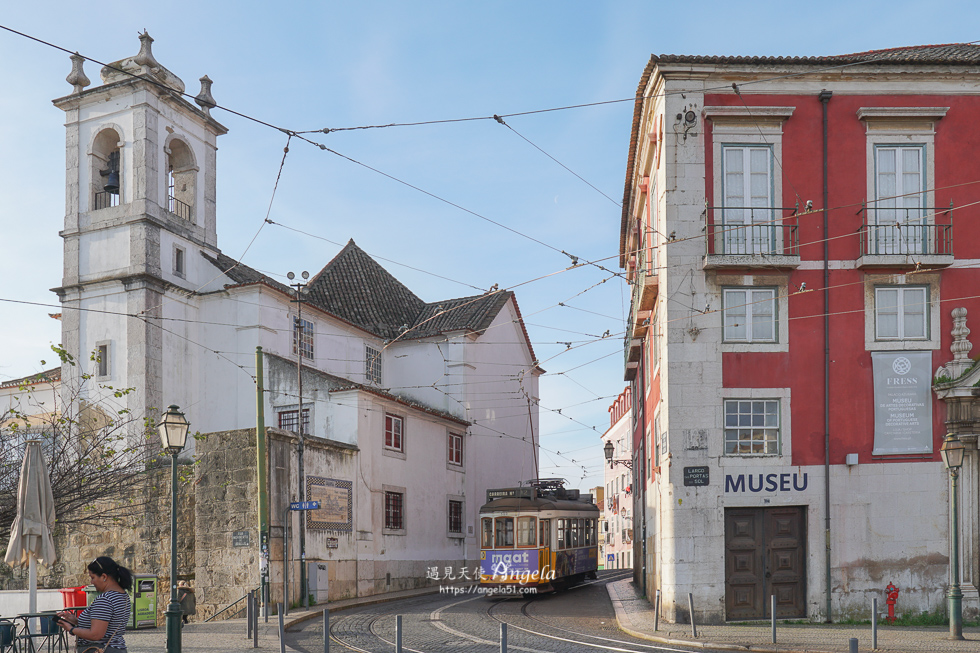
(52, 32), (228, 424)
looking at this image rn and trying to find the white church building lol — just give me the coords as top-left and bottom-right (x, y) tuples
(4, 33), (542, 603)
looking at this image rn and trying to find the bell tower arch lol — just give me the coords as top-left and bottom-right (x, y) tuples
(52, 32), (228, 426)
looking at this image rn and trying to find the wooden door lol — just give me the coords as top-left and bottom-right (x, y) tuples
(725, 507), (806, 620)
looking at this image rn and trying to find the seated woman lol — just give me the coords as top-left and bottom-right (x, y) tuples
(57, 556), (132, 653)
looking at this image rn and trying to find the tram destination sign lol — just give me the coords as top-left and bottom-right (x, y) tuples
(486, 487), (535, 502)
(683, 466), (709, 487)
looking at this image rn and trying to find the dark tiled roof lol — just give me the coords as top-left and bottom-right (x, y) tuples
(407, 291), (512, 339)
(202, 241), (520, 344)
(651, 43), (980, 66)
(200, 251), (294, 296)
(306, 240), (426, 340)
(0, 367), (61, 390)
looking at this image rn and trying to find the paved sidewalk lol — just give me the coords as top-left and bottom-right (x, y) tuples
(607, 579), (980, 652)
(120, 585), (441, 653)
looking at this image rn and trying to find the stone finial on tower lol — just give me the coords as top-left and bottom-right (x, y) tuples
(133, 30), (162, 72)
(936, 307), (973, 381)
(66, 52), (91, 94)
(195, 75), (217, 117)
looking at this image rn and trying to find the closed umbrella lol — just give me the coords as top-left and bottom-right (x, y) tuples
(5, 440), (58, 616)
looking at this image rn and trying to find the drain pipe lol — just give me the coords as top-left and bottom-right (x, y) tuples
(819, 88), (833, 623)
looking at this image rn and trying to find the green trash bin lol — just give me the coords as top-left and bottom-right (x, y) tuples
(129, 576), (158, 629)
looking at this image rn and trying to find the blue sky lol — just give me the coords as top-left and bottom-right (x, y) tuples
(1, 1), (977, 489)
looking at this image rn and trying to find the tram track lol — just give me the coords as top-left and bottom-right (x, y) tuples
(323, 571), (689, 653)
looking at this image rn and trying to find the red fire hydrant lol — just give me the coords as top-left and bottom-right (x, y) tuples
(885, 582), (899, 623)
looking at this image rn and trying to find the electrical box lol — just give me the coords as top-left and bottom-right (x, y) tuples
(307, 562), (329, 604)
(846, 453), (859, 466)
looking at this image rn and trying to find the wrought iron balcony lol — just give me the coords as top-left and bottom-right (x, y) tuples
(857, 203), (953, 268)
(168, 195), (192, 220)
(93, 190), (119, 210)
(704, 206), (801, 269)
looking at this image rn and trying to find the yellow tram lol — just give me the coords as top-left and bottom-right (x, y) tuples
(479, 478), (599, 594)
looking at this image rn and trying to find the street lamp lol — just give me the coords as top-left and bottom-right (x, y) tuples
(159, 405), (190, 653)
(940, 433), (965, 641)
(604, 440), (633, 469)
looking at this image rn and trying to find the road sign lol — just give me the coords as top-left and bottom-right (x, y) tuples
(289, 501), (320, 511)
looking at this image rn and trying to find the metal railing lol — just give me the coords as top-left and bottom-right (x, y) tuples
(705, 206), (800, 257)
(168, 195), (192, 220)
(93, 191), (119, 210)
(205, 587), (260, 622)
(858, 204), (953, 256)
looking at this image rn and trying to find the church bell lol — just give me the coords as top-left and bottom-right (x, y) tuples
(102, 150), (120, 194)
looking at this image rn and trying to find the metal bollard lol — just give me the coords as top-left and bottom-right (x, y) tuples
(849, 636), (858, 653)
(247, 591), (253, 638)
(500, 622), (508, 653)
(323, 608), (329, 653)
(278, 604), (286, 653)
(253, 591), (258, 648)
(654, 590), (661, 631)
(872, 597), (878, 651)
(688, 592), (697, 638)
(396, 615), (403, 653)
(771, 595), (776, 644)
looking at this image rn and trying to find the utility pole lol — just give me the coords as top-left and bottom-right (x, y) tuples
(287, 270), (309, 610)
(255, 347), (269, 615)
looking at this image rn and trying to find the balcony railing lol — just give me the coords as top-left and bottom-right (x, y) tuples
(858, 204), (952, 258)
(168, 195), (192, 220)
(93, 191), (119, 210)
(705, 206), (800, 261)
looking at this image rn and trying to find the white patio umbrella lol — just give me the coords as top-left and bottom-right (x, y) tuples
(5, 440), (58, 617)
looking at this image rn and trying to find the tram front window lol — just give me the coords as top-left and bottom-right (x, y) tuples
(517, 516), (536, 547)
(495, 517), (514, 547)
(481, 517), (493, 548)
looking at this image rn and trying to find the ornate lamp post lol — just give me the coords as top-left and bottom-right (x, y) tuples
(159, 405), (190, 653)
(604, 439), (633, 469)
(940, 433), (965, 640)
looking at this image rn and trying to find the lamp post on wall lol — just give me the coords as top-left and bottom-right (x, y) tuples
(159, 405), (190, 653)
(940, 433), (965, 640)
(604, 440), (633, 469)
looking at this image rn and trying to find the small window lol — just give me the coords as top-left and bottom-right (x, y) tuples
(517, 516), (536, 547)
(174, 245), (186, 278)
(875, 286), (928, 340)
(384, 491), (404, 530)
(724, 399), (780, 455)
(277, 408), (309, 435)
(495, 517), (514, 547)
(365, 345), (382, 385)
(539, 519), (550, 549)
(94, 342), (110, 379)
(293, 317), (314, 360)
(557, 519), (566, 550)
(448, 432), (463, 466)
(384, 414), (403, 452)
(481, 517), (494, 548)
(723, 287), (777, 343)
(448, 500), (463, 535)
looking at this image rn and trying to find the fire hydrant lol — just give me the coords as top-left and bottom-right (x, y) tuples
(885, 582), (899, 623)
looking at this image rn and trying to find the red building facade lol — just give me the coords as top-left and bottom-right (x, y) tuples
(620, 45), (980, 623)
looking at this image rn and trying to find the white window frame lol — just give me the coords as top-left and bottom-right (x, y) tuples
(173, 244), (186, 278)
(863, 273), (940, 351)
(292, 316), (314, 361)
(722, 286), (777, 343)
(860, 108), (945, 257)
(447, 496), (465, 538)
(721, 144), (775, 255)
(706, 107), (793, 257)
(382, 485), (406, 535)
(875, 286), (929, 341)
(94, 340), (111, 380)
(383, 412), (406, 459)
(365, 345), (382, 385)
(724, 398), (781, 456)
(447, 431), (463, 468)
(719, 387), (791, 462)
(717, 275), (789, 353)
